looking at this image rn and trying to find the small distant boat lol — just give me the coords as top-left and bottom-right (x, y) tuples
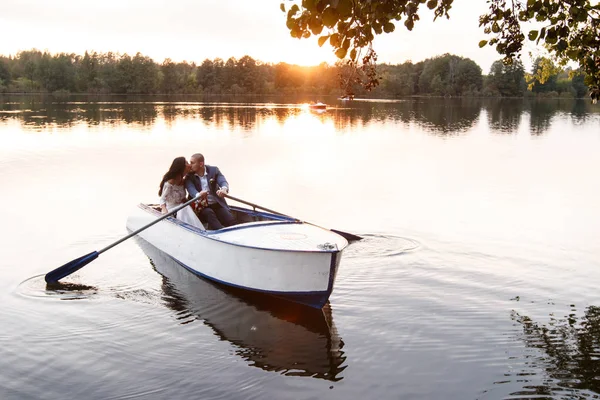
(309, 102), (327, 110)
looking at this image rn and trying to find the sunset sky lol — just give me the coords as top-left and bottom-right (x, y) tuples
(1, 0), (542, 73)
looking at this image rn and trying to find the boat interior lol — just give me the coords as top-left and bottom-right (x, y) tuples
(147, 204), (294, 230)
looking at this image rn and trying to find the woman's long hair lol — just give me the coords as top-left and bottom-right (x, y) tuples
(158, 157), (187, 196)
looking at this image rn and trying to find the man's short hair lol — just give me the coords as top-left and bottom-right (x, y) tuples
(191, 153), (204, 162)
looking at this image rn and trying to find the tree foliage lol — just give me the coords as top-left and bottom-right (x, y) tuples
(0, 49), (589, 99)
(418, 54), (483, 96)
(486, 59), (527, 97)
(0, 58), (11, 87)
(283, 0), (600, 92)
(479, 0), (599, 87)
(526, 56), (562, 91)
(283, 0), (454, 92)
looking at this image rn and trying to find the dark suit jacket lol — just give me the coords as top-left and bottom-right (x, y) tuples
(184, 165), (230, 209)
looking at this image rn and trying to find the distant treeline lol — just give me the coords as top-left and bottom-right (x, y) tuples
(0, 50), (591, 98)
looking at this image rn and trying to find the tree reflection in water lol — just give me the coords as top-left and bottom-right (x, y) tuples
(484, 98), (524, 134)
(1, 95), (599, 136)
(508, 305), (600, 399)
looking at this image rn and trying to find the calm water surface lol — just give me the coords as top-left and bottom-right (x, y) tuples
(1, 96), (599, 399)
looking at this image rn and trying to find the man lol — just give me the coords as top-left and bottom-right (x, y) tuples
(185, 153), (236, 230)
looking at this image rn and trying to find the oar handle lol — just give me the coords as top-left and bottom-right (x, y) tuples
(99, 195), (200, 254)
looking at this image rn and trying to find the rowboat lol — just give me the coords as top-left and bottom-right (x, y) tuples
(125, 203), (349, 309)
(309, 102), (327, 110)
(137, 238), (346, 380)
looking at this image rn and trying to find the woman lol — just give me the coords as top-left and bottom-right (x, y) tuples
(158, 157), (205, 230)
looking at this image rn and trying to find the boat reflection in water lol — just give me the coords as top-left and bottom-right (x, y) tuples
(136, 238), (347, 381)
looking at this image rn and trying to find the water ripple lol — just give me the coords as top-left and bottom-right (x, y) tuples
(17, 275), (99, 300)
(16, 272), (160, 305)
(344, 233), (420, 258)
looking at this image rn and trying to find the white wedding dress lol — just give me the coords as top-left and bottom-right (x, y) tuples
(159, 181), (205, 230)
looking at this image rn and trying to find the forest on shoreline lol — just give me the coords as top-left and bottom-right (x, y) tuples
(0, 50), (591, 99)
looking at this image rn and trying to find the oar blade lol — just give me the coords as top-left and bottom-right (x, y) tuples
(45, 251), (99, 283)
(330, 229), (363, 242)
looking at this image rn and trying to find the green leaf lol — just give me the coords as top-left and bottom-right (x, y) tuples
(335, 48), (348, 59)
(309, 16), (323, 35)
(404, 19), (414, 30)
(330, 33), (340, 47)
(383, 22), (395, 33)
(280, 3), (285, 12)
(335, 0), (353, 18)
(538, 27), (546, 40)
(566, 49), (579, 59)
(558, 25), (568, 37)
(302, 0), (316, 11)
(528, 30), (538, 41)
(322, 7), (339, 28)
(311, 24), (324, 35)
(427, 0), (437, 10)
(546, 28), (557, 44)
(518, 11), (528, 21)
(342, 37), (350, 50)
(478, 40), (488, 48)
(350, 48), (357, 60)
(290, 4), (299, 16)
(318, 35), (330, 47)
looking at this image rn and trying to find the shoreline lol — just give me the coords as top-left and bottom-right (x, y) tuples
(0, 92), (591, 100)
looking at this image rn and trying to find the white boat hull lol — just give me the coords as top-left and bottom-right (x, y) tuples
(126, 204), (348, 308)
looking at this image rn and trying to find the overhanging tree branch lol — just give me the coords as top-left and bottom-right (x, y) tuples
(282, 0), (600, 92)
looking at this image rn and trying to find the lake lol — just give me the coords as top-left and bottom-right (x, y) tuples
(1, 95), (599, 399)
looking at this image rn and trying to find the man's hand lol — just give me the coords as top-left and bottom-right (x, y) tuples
(194, 191), (209, 208)
(216, 187), (228, 198)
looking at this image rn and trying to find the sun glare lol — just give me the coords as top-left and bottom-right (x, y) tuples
(269, 41), (336, 67)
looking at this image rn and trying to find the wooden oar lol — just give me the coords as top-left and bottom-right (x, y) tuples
(44, 194), (203, 283)
(223, 193), (362, 242)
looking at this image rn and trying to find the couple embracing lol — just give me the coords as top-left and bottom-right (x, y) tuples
(158, 153), (236, 230)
